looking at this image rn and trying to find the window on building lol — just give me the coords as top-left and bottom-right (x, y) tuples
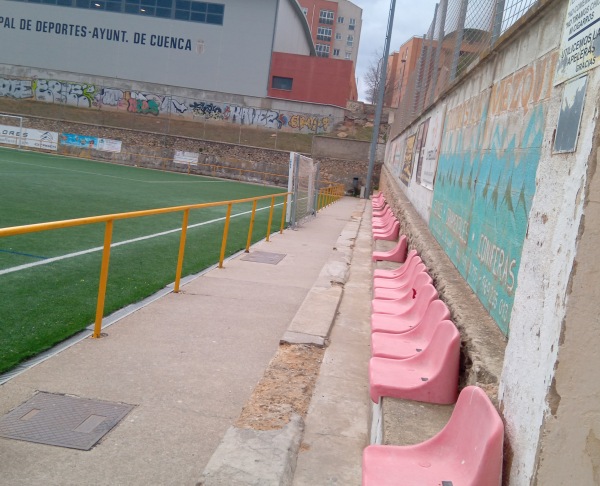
(317, 27), (332, 41)
(335, 32), (342, 40)
(272, 76), (293, 91)
(315, 43), (330, 57)
(12, 0), (225, 24)
(349, 18), (355, 30)
(302, 7), (307, 16)
(347, 35), (353, 47)
(319, 9), (334, 24)
(333, 48), (340, 56)
(337, 16), (344, 23)
(345, 52), (352, 59)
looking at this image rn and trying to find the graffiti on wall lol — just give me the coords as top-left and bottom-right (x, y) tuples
(0, 76), (333, 133)
(428, 51), (558, 334)
(0, 78), (32, 99)
(34, 79), (96, 107)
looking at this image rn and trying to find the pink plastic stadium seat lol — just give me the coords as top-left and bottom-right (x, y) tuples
(373, 210), (396, 229)
(362, 386), (504, 486)
(373, 204), (393, 218)
(373, 262), (426, 290)
(368, 319), (460, 404)
(373, 220), (400, 241)
(372, 193), (386, 208)
(371, 315), (453, 360)
(372, 282), (438, 316)
(371, 299), (450, 334)
(373, 250), (421, 279)
(372, 235), (408, 263)
(374, 271), (432, 300)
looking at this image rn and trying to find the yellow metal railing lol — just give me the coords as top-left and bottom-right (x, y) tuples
(0, 193), (289, 338)
(317, 183), (345, 211)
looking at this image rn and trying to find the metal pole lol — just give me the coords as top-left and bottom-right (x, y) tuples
(218, 203), (232, 268)
(450, 0), (469, 81)
(313, 162), (321, 215)
(93, 220), (113, 338)
(174, 209), (190, 292)
(245, 200), (257, 252)
(491, 0), (506, 46)
(365, 0), (397, 199)
(290, 154), (301, 228)
(429, 0), (448, 106)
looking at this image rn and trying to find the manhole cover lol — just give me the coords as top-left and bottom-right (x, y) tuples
(0, 392), (134, 450)
(241, 251), (286, 265)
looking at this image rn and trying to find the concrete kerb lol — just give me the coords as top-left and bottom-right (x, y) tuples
(198, 201), (365, 486)
(280, 215), (360, 347)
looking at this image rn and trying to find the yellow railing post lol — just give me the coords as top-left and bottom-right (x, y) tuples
(280, 196), (287, 234)
(93, 220), (114, 338)
(219, 203), (233, 268)
(266, 195), (275, 242)
(245, 200), (258, 252)
(174, 209), (190, 293)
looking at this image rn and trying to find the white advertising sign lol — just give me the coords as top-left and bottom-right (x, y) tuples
(98, 138), (122, 153)
(0, 125), (58, 150)
(174, 150), (198, 165)
(420, 105), (446, 190)
(555, 0), (600, 85)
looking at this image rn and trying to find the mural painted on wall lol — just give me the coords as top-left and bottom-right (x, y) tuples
(0, 77), (333, 134)
(429, 50), (558, 334)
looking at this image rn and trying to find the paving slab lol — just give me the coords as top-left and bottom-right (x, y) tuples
(0, 197), (363, 486)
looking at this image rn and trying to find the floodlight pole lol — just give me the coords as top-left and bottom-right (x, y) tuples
(365, 0), (397, 199)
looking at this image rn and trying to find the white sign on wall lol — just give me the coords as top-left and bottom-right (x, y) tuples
(0, 125), (58, 150)
(98, 138), (122, 153)
(555, 0), (600, 85)
(420, 105), (446, 190)
(174, 150), (198, 165)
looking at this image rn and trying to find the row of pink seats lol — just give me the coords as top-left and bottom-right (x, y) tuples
(369, 249), (460, 405)
(372, 194), (400, 241)
(363, 194), (504, 485)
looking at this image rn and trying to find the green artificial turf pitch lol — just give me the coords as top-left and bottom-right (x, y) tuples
(0, 148), (287, 374)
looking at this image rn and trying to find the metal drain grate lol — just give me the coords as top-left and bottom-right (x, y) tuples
(241, 251), (286, 265)
(0, 392), (134, 450)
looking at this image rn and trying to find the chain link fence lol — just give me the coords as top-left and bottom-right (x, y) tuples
(393, 0), (540, 136)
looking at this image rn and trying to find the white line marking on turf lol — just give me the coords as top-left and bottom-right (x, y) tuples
(0, 203), (284, 276)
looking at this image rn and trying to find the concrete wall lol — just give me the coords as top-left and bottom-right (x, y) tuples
(0, 66), (344, 134)
(0, 0), (281, 97)
(0, 114), (371, 191)
(312, 136), (384, 162)
(382, 0), (600, 483)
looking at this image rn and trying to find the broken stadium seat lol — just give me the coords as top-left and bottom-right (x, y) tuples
(372, 282), (438, 316)
(372, 235), (408, 263)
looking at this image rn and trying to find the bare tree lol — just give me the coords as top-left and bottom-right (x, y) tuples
(364, 50), (392, 105)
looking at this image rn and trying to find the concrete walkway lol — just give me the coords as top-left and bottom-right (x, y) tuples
(0, 197), (371, 486)
(292, 197), (373, 485)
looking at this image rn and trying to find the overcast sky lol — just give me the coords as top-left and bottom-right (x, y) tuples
(351, 0), (440, 101)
